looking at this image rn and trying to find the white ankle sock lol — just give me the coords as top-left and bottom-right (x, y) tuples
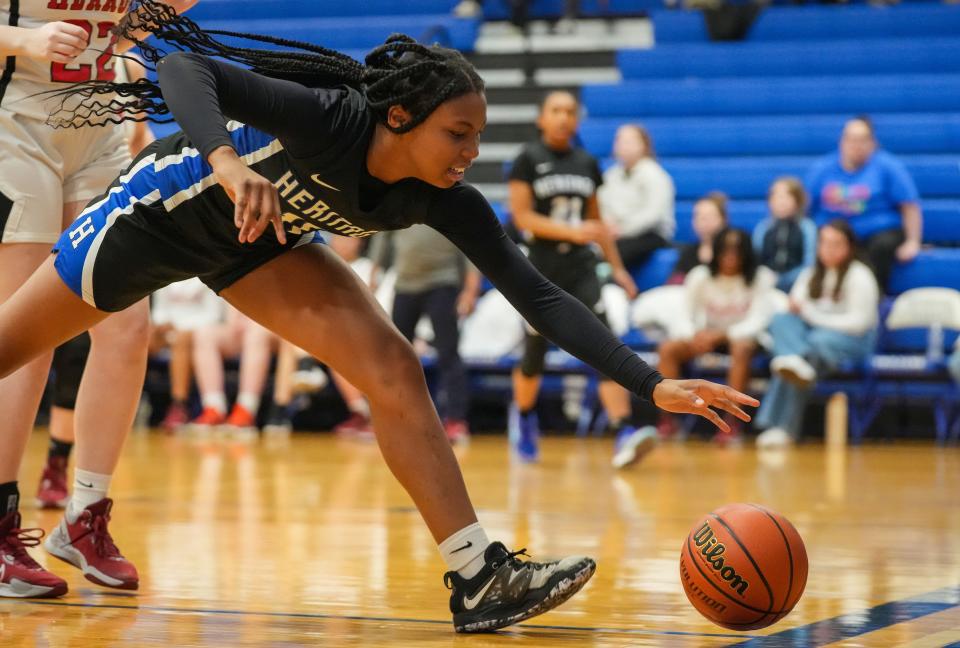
(68, 469), (111, 522)
(202, 392), (227, 414)
(236, 391), (261, 414)
(439, 522), (490, 579)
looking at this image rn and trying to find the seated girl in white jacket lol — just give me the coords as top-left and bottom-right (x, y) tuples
(657, 228), (777, 443)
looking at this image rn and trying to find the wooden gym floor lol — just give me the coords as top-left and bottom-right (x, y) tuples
(2, 430), (959, 646)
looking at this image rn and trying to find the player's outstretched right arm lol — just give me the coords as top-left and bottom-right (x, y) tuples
(428, 184), (759, 430)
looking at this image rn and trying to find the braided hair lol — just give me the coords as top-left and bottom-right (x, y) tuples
(46, 0), (485, 132)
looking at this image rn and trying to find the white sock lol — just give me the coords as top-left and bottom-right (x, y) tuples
(236, 391), (261, 414)
(202, 392), (227, 414)
(68, 469), (111, 522)
(348, 399), (370, 419)
(439, 522), (490, 579)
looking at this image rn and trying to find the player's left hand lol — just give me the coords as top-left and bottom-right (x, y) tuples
(652, 379), (759, 432)
(612, 267), (638, 299)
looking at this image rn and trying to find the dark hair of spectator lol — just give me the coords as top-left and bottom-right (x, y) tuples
(770, 176), (808, 215)
(709, 227), (758, 284)
(846, 114), (876, 139)
(809, 219), (858, 302)
(697, 191), (730, 223)
(624, 124), (656, 160)
(539, 90), (579, 112)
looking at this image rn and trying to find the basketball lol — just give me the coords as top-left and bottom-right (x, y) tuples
(679, 503), (808, 631)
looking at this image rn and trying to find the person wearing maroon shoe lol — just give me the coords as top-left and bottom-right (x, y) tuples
(0, 511), (67, 598)
(0, 3), (194, 598)
(43, 498), (138, 590)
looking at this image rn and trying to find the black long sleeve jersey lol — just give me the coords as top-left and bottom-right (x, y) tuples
(154, 52), (662, 401)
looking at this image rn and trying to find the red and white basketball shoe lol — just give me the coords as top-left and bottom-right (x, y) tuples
(44, 498), (138, 590)
(0, 511), (67, 598)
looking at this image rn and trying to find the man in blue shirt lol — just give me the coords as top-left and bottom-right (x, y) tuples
(805, 116), (923, 290)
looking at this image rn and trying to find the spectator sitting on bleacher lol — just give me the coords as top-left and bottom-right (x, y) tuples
(752, 176), (817, 292)
(657, 228), (776, 444)
(805, 116), (923, 291)
(598, 124), (676, 271)
(670, 191), (728, 283)
(754, 219), (880, 448)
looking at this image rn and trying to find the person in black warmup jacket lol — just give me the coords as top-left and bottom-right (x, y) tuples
(0, 2), (757, 631)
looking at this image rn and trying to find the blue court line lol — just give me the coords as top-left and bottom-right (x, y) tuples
(0, 599), (760, 639)
(734, 584), (960, 647)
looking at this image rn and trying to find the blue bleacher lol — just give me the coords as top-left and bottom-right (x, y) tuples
(482, 0), (661, 20)
(592, 154), (960, 201)
(198, 15), (480, 53)
(889, 250), (960, 296)
(579, 114), (960, 158)
(187, 0), (458, 20)
(582, 74), (960, 118)
(618, 38), (960, 80)
(631, 248), (677, 291)
(650, 4), (960, 43)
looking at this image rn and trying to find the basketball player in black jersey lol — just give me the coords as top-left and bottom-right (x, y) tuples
(508, 91), (653, 468)
(0, 3), (757, 631)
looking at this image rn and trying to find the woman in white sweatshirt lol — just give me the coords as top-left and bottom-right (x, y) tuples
(598, 124), (676, 269)
(755, 219), (880, 447)
(657, 228), (777, 443)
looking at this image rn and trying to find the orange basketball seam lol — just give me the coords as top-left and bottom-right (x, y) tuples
(709, 513), (777, 614)
(746, 503), (797, 613)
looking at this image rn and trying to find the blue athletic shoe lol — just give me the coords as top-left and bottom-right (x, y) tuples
(508, 404), (540, 462)
(611, 425), (657, 469)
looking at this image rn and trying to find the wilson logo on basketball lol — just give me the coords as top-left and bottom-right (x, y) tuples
(693, 522), (749, 596)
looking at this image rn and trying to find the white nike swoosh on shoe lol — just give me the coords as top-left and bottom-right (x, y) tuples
(463, 575), (497, 610)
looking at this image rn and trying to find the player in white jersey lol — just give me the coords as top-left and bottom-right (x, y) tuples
(0, 0), (194, 598)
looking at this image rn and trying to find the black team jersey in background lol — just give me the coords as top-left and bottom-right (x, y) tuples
(150, 52), (662, 400)
(508, 140), (603, 276)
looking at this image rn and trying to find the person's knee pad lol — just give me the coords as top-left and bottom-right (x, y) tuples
(519, 333), (548, 377)
(51, 333), (91, 410)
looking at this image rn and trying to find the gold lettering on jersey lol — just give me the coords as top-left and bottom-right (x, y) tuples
(276, 171), (299, 199)
(272, 171), (377, 238)
(301, 199), (332, 219)
(288, 188), (315, 210)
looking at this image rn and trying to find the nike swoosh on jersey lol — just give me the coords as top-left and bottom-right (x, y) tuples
(535, 162), (553, 173)
(463, 575), (497, 610)
(310, 174), (341, 191)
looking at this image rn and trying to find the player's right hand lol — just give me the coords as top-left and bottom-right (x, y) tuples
(652, 379), (759, 432)
(23, 22), (89, 63)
